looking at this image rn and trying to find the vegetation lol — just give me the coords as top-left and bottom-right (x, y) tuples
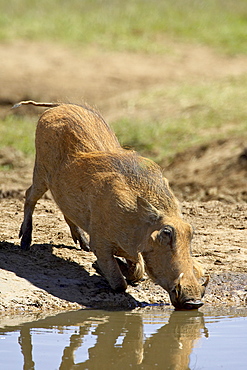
(0, 115), (35, 157)
(1, 75), (246, 164)
(0, 0), (246, 55)
(0, 0), (246, 166)
(112, 75), (247, 162)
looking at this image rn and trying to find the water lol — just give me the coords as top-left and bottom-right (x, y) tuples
(1, 307), (247, 370)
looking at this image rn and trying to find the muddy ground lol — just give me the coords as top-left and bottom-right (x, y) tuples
(0, 41), (246, 316)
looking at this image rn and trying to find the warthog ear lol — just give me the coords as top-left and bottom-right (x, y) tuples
(137, 196), (162, 225)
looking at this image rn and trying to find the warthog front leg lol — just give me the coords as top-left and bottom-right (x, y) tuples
(115, 254), (145, 285)
(64, 216), (90, 252)
(92, 258), (127, 292)
(91, 240), (127, 292)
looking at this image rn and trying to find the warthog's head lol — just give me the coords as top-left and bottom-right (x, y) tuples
(142, 216), (208, 310)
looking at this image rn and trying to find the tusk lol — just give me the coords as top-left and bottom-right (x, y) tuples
(175, 273), (184, 299)
(202, 276), (210, 288)
(201, 276), (210, 297)
(177, 273), (184, 285)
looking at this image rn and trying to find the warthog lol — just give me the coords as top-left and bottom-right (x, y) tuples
(14, 101), (208, 309)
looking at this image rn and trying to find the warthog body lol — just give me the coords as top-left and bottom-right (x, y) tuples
(15, 101), (208, 309)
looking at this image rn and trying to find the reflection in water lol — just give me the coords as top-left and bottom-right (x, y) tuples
(1, 309), (207, 369)
(18, 327), (35, 370)
(60, 312), (144, 369)
(142, 311), (207, 369)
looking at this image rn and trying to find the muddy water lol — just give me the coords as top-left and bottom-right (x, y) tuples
(1, 307), (247, 369)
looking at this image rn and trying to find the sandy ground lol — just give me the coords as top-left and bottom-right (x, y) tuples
(1, 198), (247, 314)
(0, 41), (246, 316)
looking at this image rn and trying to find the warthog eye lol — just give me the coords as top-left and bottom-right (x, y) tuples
(157, 225), (175, 247)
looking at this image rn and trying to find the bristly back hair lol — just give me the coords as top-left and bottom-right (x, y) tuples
(75, 150), (176, 207)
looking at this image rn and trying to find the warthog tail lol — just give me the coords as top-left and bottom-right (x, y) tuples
(12, 101), (60, 109)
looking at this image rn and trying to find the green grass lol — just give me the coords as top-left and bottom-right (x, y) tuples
(0, 0), (246, 55)
(1, 75), (246, 166)
(111, 75), (247, 163)
(0, 115), (35, 158)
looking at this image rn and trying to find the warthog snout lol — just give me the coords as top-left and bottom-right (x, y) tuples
(170, 274), (209, 310)
(182, 300), (204, 310)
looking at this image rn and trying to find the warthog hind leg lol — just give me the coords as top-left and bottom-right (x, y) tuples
(64, 216), (90, 252)
(19, 178), (48, 250)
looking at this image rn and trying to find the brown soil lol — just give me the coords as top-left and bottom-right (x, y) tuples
(0, 41), (246, 315)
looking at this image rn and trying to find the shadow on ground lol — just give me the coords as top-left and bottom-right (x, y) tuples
(0, 241), (141, 310)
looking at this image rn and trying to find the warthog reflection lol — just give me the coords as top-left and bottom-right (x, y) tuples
(13, 309), (208, 369)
